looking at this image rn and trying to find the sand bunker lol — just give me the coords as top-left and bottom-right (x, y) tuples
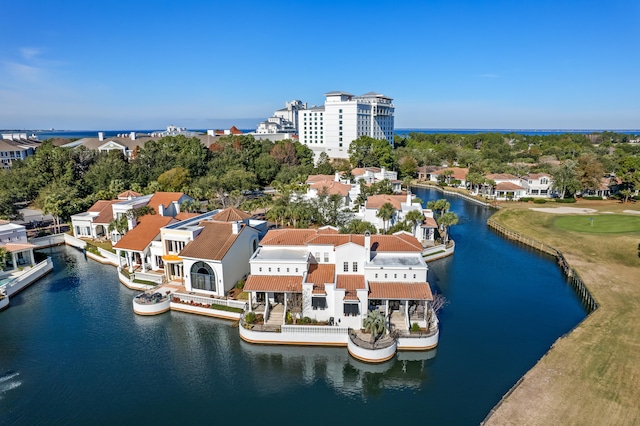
(529, 207), (597, 214)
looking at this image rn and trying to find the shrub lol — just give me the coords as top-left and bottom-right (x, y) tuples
(411, 322), (421, 332)
(235, 279), (245, 289)
(556, 198), (577, 203)
(301, 316), (313, 324)
(519, 197), (534, 202)
(533, 198), (547, 204)
(245, 311), (256, 324)
(285, 311), (293, 324)
(582, 196), (603, 201)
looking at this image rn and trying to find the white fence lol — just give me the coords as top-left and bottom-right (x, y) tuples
(281, 325), (349, 336)
(29, 234), (65, 248)
(173, 292), (247, 310)
(2, 258), (54, 297)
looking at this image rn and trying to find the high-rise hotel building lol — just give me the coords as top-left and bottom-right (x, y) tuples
(298, 91), (394, 160)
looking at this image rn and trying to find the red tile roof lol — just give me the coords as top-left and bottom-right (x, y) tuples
(525, 173), (551, 180)
(306, 174), (335, 183)
(117, 190), (141, 199)
(147, 192), (185, 212)
(114, 215), (175, 251)
(230, 126), (243, 135)
(368, 282), (433, 300)
(306, 264), (335, 285)
(174, 212), (200, 221)
(421, 217), (438, 228)
(486, 173), (520, 181)
(496, 182), (525, 191)
(432, 167), (469, 180)
(336, 274), (365, 300)
(244, 275), (303, 293)
(211, 207), (251, 222)
(179, 222), (243, 261)
(366, 194), (407, 210)
(3, 242), (38, 252)
(260, 229), (423, 252)
(87, 200), (119, 224)
(310, 180), (351, 196)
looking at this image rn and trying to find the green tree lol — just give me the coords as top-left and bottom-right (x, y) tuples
(314, 152), (335, 175)
(362, 310), (386, 343)
(405, 209), (425, 237)
(180, 199), (202, 213)
(438, 211), (459, 244)
(551, 160), (581, 199)
(157, 167), (191, 192)
(339, 219), (377, 234)
(376, 202), (396, 233)
(0, 247), (12, 270)
(427, 199), (450, 218)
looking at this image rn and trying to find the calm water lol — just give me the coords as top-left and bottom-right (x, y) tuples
(0, 190), (587, 425)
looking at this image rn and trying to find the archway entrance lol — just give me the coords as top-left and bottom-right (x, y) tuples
(190, 262), (216, 292)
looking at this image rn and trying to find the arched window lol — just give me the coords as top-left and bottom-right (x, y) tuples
(190, 261), (216, 292)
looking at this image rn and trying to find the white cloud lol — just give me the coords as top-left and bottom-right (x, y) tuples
(479, 73), (499, 78)
(20, 47), (42, 60)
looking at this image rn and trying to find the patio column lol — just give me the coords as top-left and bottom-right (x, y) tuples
(248, 292), (253, 312)
(127, 251), (134, 273)
(11, 252), (17, 270)
(141, 252), (147, 273)
(283, 294), (287, 325)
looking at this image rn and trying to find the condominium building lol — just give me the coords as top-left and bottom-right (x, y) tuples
(298, 91), (394, 160)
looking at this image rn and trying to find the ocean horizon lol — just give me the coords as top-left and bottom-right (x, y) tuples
(2, 128), (639, 140)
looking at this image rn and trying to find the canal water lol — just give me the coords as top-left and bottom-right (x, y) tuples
(0, 189), (587, 425)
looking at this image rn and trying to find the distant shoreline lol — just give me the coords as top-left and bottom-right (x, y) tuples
(4, 128), (639, 140)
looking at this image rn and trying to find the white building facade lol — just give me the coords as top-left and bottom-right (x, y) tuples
(298, 91), (395, 160)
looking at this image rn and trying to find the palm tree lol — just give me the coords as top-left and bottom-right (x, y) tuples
(427, 199), (450, 218)
(108, 216), (129, 239)
(405, 209), (425, 238)
(362, 310), (386, 343)
(376, 202), (396, 233)
(438, 212), (459, 244)
(0, 247), (12, 271)
(180, 199), (202, 213)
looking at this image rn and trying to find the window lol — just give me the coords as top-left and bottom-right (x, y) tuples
(339, 109), (342, 113)
(384, 274), (388, 278)
(268, 267), (271, 272)
(394, 273), (397, 279)
(295, 268), (298, 273)
(353, 262), (358, 272)
(339, 143), (343, 147)
(404, 274), (406, 279)
(190, 262), (216, 292)
(343, 262), (349, 272)
(413, 274), (416, 279)
(259, 267), (262, 272)
(375, 273), (378, 278)
(286, 267), (289, 272)
(277, 267), (280, 272)
(324, 252), (329, 263)
(315, 252), (320, 259)
(312, 297), (327, 310)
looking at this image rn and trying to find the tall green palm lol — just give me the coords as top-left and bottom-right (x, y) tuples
(376, 202), (396, 233)
(427, 199), (450, 218)
(362, 310), (386, 343)
(438, 211), (459, 244)
(0, 247), (12, 270)
(405, 209), (425, 237)
(108, 216), (129, 237)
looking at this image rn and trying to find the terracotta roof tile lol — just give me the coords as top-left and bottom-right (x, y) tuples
(113, 215), (175, 251)
(368, 282), (433, 300)
(306, 264), (335, 285)
(525, 173), (551, 180)
(496, 182), (525, 191)
(336, 274), (365, 300)
(434, 167), (468, 180)
(421, 217), (438, 228)
(261, 229), (423, 252)
(3, 242), (38, 252)
(117, 190), (141, 199)
(310, 180), (351, 196)
(87, 200), (120, 224)
(179, 222), (242, 261)
(486, 173), (520, 181)
(147, 192), (185, 212)
(244, 275), (303, 292)
(306, 174), (335, 183)
(211, 207), (251, 222)
(366, 194), (407, 210)
(174, 212), (200, 221)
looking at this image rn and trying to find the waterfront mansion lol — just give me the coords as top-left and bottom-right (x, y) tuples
(244, 227), (435, 332)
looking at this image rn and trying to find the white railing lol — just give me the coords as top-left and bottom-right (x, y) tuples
(29, 234), (65, 248)
(281, 325), (349, 335)
(63, 233), (86, 249)
(173, 292), (247, 310)
(2, 258), (53, 296)
(97, 247), (119, 265)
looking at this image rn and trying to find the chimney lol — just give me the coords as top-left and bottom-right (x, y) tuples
(127, 217), (136, 231)
(98, 132), (104, 141)
(231, 221), (241, 235)
(130, 132), (136, 140)
(335, 171), (340, 182)
(364, 231), (371, 261)
(406, 189), (412, 206)
(158, 204), (165, 216)
(381, 166), (386, 176)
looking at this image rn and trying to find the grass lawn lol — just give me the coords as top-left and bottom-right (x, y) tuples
(486, 205), (640, 425)
(554, 214), (640, 233)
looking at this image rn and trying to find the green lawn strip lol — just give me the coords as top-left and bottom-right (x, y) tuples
(554, 215), (640, 234)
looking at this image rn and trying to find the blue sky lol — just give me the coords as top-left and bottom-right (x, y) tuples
(1, 0), (639, 130)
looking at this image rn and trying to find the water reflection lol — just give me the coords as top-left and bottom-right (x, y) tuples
(239, 341), (436, 399)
